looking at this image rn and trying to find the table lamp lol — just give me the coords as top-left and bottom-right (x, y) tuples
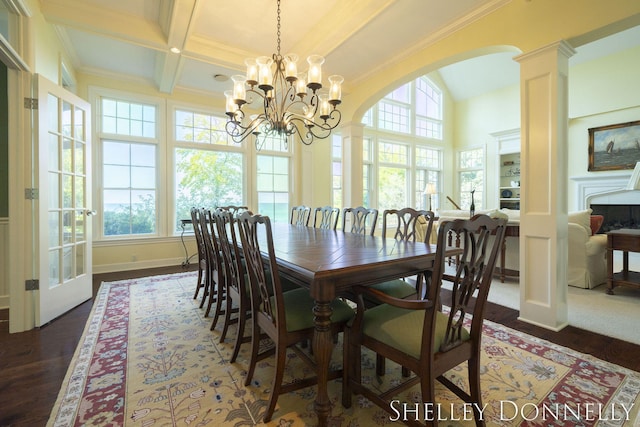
(424, 183), (437, 211)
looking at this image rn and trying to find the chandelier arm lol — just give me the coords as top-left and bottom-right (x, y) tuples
(286, 109), (342, 142)
(226, 114), (267, 144)
(224, 0), (342, 149)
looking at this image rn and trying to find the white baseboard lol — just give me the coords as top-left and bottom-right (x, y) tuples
(93, 257), (187, 274)
(0, 295), (8, 310)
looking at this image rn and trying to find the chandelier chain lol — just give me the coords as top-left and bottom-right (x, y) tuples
(276, 0), (281, 56)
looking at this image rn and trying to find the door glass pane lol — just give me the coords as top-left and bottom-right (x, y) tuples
(75, 176), (84, 208)
(76, 243), (85, 276)
(49, 134), (60, 171)
(49, 249), (60, 286)
(62, 174), (73, 208)
(75, 107), (85, 140)
(75, 141), (84, 174)
(49, 172), (59, 209)
(62, 138), (73, 172)
(63, 246), (73, 281)
(75, 210), (85, 241)
(48, 212), (60, 248)
(62, 101), (72, 137)
(63, 210), (73, 244)
(48, 94), (58, 132)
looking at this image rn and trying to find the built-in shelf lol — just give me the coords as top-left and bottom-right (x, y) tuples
(499, 152), (521, 209)
(493, 129), (521, 210)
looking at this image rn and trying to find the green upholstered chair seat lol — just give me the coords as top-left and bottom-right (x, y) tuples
(270, 288), (354, 332)
(361, 305), (470, 359)
(368, 279), (416, 300)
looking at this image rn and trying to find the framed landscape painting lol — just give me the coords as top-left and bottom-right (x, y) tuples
(588, 120), (640, 171)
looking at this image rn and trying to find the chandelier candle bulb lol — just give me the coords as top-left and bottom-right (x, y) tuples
(224, 90), (235, 115)
(285, 54), (298, 80)
(307, 55), (324, 90)
(296, 74), (307, 97)
(245, 59), (258, 86)
(256, 56), (273, 90)
(319, 94), (330, 119)
(328, 75), (343, 104)
(231, 75), (247, 104)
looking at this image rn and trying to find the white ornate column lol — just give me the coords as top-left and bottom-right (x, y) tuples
(515, 41), (575, 330)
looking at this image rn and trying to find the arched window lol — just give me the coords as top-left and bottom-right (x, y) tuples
(363, 76), (443, 214)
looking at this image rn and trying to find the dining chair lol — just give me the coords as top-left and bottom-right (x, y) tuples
(341, 206), (378, 235)
(212, 208), (251, 360)
(217, 205), (249, 216)
(290, 205), (311, 226)
(190, 207), (209, 304)
(312, 206), (340, 230)
(376, 208), (436, 298)
(237, 211), (355, 423)
(363, 208), (436, 376)
(197, 208), (226, 328)
(342, 214), (507, 427)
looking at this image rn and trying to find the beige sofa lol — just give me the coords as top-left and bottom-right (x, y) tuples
(435, 208), (607, 289)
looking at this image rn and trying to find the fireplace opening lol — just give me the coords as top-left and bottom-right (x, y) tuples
(590, 204), (640, 233)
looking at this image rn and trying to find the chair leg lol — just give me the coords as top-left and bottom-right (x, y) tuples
(205, 272), (219, 317)
(193, 264), (204, 299)
(210, 278), (226, 330)
(420, 370), (437, 427)
(342, 327), (352, 408)
(263, 343), (287, 423)
(244, 318), (261, 387)
(376, 353), (386, 376)
(230, 303), (247, 363)
(219, 288), (233, 343)
(468, 356), (486, 427)
(199, 274), (209, 309)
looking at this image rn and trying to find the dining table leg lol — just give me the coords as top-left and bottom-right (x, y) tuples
(312, 299), (333, 427)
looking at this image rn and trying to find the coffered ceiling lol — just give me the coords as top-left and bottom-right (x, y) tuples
(40, 0), (640, 101)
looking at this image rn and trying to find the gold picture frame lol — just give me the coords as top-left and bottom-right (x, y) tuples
(588, 120), (640, 171)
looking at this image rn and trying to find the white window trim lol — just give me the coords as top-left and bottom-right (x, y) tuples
(89, 86), (166, 241)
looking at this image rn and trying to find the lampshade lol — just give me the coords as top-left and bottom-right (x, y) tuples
(424, 183), (437, 195)
(626, 162), (640, 190)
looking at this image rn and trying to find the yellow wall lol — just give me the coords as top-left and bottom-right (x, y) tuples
(28, 0), (640, 273)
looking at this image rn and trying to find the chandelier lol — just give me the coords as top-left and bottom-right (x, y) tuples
(224, 0), (343, 149)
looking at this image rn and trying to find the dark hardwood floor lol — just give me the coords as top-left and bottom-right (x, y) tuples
(1, 268), (639, 426)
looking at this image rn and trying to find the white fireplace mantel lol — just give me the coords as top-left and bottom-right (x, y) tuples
(571, 173), (640, 209)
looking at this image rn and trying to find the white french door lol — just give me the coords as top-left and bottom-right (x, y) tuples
(36, 74), (93, 326)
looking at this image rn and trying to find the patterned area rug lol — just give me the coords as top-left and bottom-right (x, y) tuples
(48, 272), (640, 426)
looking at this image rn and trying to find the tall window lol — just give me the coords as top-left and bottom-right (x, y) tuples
(255, 134), (290, 223)
(416, 146), (441, 211)
(363, 76), (443, 214)
(378, 141), (409, 212)
(331, 135), (342, 209)
(363, 137), (373, 208)
(174, 109), (243, 232)
(458, 148), (484, 211)
(415, 77), (442, 139)
(100, 98), (158, 237)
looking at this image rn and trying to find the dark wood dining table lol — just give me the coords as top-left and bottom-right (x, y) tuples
(263, 223), (459, 426)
